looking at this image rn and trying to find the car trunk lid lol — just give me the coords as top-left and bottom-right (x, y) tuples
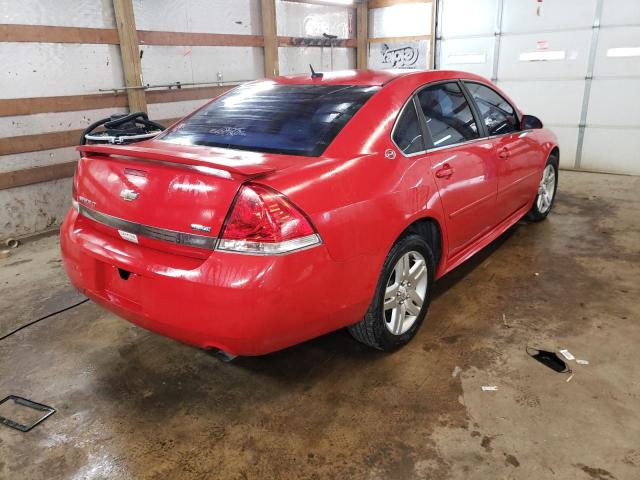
(74, 143), (285, 258)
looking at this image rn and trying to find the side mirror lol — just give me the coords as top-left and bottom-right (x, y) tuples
(522, 114), (543, 130)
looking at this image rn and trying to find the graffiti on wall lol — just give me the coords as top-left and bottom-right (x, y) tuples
(368, 40), (429, 70)
(381, 44), (419, 68)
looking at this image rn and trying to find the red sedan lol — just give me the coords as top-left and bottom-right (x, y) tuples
(61, 69), (558, 356)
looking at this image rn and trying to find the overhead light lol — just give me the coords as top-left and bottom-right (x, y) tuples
(607, 47), (640, 58)
(447, 53), (487, 64)
(519, 50), (565, 62)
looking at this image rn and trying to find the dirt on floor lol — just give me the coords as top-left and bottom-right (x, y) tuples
(0, 170), (639, 480)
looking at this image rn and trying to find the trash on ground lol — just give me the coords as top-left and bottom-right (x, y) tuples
(0, 249), (12, 259)
(526, 347), (571, 373)
(576, 359), (589, 365)
(0, 395), (55, 432)
(481, 385), (498, 391)
(559, 349), (575, 361)
(566, 373), (575, 383)
(4, 238), (19, 249)
(452, 366), (462, 378)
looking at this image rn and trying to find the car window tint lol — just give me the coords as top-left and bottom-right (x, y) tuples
(417, 82), (479, 148)
(464, 82), (519, 136)
(392, 101), (425, 154)
(160, 83), (380, 157)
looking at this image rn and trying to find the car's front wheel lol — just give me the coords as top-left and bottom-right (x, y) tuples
(348, 234), (435, 351)
(526, 155), (558, 222)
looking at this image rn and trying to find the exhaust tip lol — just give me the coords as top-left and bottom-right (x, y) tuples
(208, 348), (237, 363)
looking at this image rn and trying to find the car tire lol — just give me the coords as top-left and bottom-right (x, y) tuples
(348, 234), (435, 351)
(525, 154), (559, 222)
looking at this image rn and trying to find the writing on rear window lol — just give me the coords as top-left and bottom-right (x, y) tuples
(160, 83), (380, 157)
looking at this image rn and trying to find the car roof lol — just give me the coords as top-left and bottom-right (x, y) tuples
(271, 69), (486, 86)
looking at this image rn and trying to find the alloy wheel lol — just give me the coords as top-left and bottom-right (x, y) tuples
(383, 250), (428, 335)
(536, 164), (556, 213)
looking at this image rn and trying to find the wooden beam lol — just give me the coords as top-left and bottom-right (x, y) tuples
(280, 0), (356, 7)
(0, 117), (183, 156)
(368, 0), (430, 8)
(278, 36), (357, 48)
(368, 34), (431, 43)
(261, 0), (279, 77)
(0, 93), (128, 117)
(0, 24), (119, 44)
(0, 86), (234, 117)
(113, 0), (147, 113)
(138, 31), (264, 47)
(0, 116), (183, 189)
(0, 161), (77, 191)
(0, 129), (84, 156)
(357, 1), (368, 69)
(146, 85), (233, 104)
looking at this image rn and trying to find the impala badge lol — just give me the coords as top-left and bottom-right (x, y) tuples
(120, 188), (139, 201)
(190, 224), (211, 233)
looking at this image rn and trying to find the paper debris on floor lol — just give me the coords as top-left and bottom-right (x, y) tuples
(481, 385), (498, 391)
(576, 359), (589, 365)
(559, 349), (575, 361)
(452, 366), (462, 378)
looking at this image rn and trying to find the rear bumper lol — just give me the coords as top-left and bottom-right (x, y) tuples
(60, 209), (373, 355)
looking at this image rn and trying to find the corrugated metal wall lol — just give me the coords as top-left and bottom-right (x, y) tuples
(436, 0), (640, 175)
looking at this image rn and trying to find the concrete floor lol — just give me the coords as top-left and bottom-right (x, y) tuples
(0, 170), (639, 479)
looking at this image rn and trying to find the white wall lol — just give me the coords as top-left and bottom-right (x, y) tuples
(0, 1), (125, 237)
(276, 1), (356, 75)
(1, 0), (358, 238)
(437, 0), (640, 175)
(368, 2), (433, 70)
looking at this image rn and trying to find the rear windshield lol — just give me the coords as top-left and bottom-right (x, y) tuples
(161, 83), (380, 157)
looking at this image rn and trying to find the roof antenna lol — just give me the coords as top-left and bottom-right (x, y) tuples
(309, 64), (323, 79)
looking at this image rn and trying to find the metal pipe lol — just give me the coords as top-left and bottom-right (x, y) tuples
(98, 79), (252, 94)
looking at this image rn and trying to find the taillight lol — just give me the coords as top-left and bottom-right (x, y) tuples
(217, 183), (321, 255)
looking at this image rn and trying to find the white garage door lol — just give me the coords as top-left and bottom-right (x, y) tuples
(436, 0), (640, 175)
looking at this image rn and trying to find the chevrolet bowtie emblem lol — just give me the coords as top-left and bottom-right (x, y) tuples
(120, 188), (139, 201)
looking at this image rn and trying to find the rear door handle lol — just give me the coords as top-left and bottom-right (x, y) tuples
(498, 146), (510, 159)
(435, 163), (454, 179)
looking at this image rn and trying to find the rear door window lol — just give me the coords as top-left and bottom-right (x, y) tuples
(392, 101), (425, 155)
(464, 82), (519, 136)
(161, 83), (380, 157)
(417, 82), (480, 149)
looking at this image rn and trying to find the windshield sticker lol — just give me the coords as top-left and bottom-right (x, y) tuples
(208, 126), (247, 136)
